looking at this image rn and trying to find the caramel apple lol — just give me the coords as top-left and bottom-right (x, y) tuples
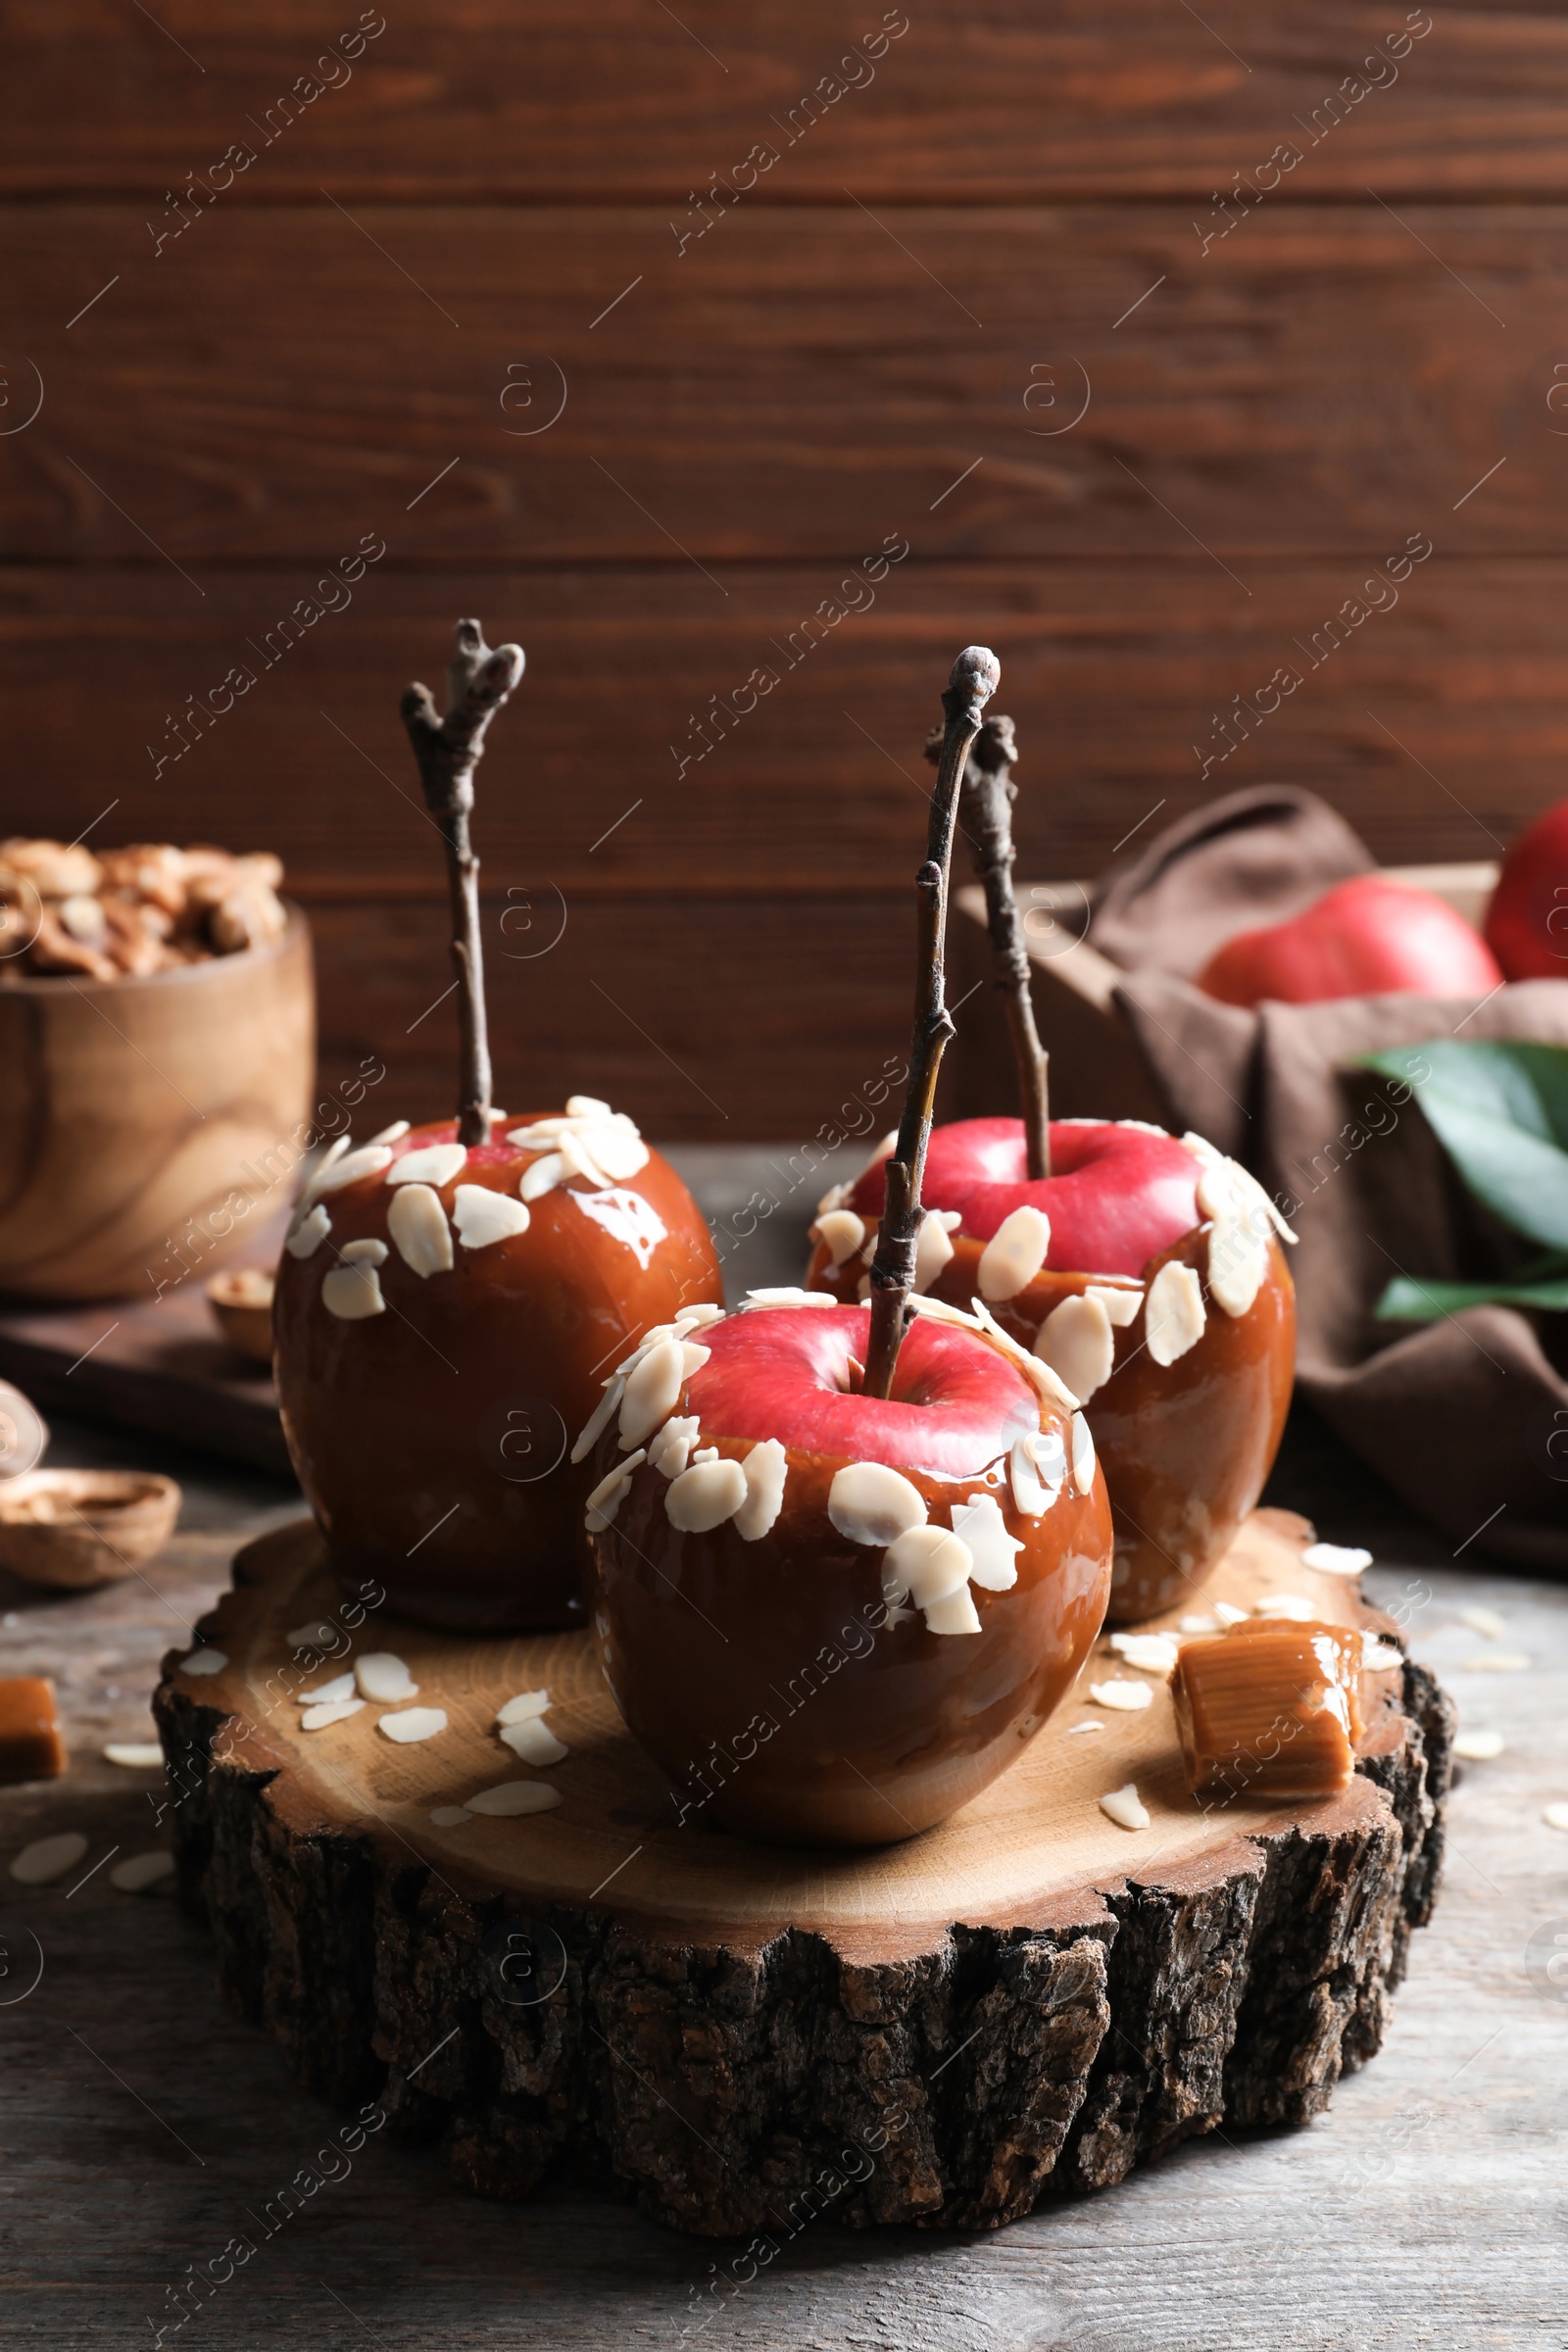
(808, 1117), (1295, 1625)
(582, 646), (1114, 1845)
(271, 622), (722, 1630)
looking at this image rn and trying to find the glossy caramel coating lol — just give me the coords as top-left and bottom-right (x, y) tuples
(584, 1318), (1113, 1847)
(808, 1225), (1295, 1625)
(1171, 1618), (1365, 1799)
(273, 1117), (722, 1632)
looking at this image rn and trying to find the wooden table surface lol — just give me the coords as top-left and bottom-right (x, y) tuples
(3, 1152), (1567, 2350)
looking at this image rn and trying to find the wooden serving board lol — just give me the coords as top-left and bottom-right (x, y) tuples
(155, 1508), (1452, 2238)
(0, 1280), (289, 1476)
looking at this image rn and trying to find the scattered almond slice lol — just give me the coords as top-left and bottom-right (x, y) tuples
(1453, 1730), (1504, 1761)
(302, 1697), (366, 1732)
(1109, 1632), (1178, 1675)
(111, 1851), (174, 1893)
(1362, 1640), (1403, 1672)
(1100, 1784), (1150, 1832)
(501, 1718), (569, 1766)
(1089, 1679), (1153, 1712)
(812, 1207), (866, 1268)
(104, 1741), (164, 1769)
(378, 1707), (448, 1744)
(496, 1690), (551, 1727)
(1301, 1543), (1373, 1576)
(1544, 1802), (1568, 1833)
(1457, 1605), (1507, 1641)
(429, 1804), (470, 1828)
(286, 1618), (338, 1650)
(1179, 1614), (1222, 1635)
(1066, 1720), (1105, 1736)
(1253, 1594), (1316, 1620)
(300, 1671), (356, 1704)
(1462, 1653), (1531, 1673)
(355, 1651), (418, 1702)
(465, 1780), (564, 1817)
(1214, 1602), (1247, 1627)
(180, 1647), (226, 1677)
(10, 1831), (87, 1885)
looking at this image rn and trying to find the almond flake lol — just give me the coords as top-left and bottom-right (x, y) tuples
(429, 1805), (470, 1828)
(914, 1209), (957, 1294)
(1452, 1730), (1504, 1760)
(520, 1152), (565, 1201)
(828, 1461), (927, 1545)
(111, 1851), (174, 1893)
(740, 1288), (838, 1309)
(675, 1302), (724, 1329)
(1179, 1614), (1222, 1635)
(497, 1690), (550, 1726)
(104, 1741), (165, 1769)
(302, 1697), (365, 1731)
(378, 1707), (448, 1744)
(1302, 1543), (1373, 1576)
(1362, 1640), (1403, 1672)
(816, 1181), (851, 1215)
(10, 1832), (88, 1885)
(387, 1182), (454, 1277)
(356, 1651), (418, 1702)
(620, 1338), (688, 1448)
(1457, 1605), (1508, 1641)
(881, 1524), (974, 1610)
(312, 1144), (395, 1196)
(300, 1672), (355, 1704)
(1214, 1601), (1248, 1627)
(1099, 1783), (1151, 1832)
(1090, 1679), (1153, 1712)
(648, 1415), (701, 1480)
(585, 1451), (645, 1532)
(285, 1203), (331, 1258)
(977, 1204), (1051, 1303)
(321, 1260), (385, 1320)
(1145, 1259), (1205, 1366)
(500, 1718), (568, 1766)
(736, 1438), (788, 1541)
(180, 1647), (226, 1677)
(453, 1184), (531, 1250)
(1462, 1652), (1531, 1673)
(1544, 1802), (1568, 1832)
(1109, 1632), (1178, 1675)
(570, 1377), (625, 1465)
(465, 1780), (564, 1817)
(386, 1143), (467, 1189)
(969, 1300), (1080, 1411)
(922, 1585), (982, 1636)
(1085, 1281), (1144, 1328)
(368, 1120), (411, 1146)
(950, 1493), (1022, 1591)
(1253, 1594), (1316, 1621)
(1069, 1412), (1096, 1495)
(665, 1456), (747, 1532)
(1034, 1294), (1115, 1404)
(1066, 1720), (1106, 1736)
(340, 1237), (387, 1265)
(812, 1208), (866, 1269)
(1207, 1211), (1268, 1317)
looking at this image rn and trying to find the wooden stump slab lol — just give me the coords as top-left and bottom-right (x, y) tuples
(154, 1508), (1453, 2237)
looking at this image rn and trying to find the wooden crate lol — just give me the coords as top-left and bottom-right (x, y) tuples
(949, 862), (1500, 1125)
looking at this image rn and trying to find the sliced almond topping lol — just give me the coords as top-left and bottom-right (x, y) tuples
(1362, 1640), (1403, 1672)
(340, 1238), (387, 1266)
(496, 1690), (550, 1726)
(620, 1338), (687, 1448)
(378, 1707), (449, 1744)
(387, 1142), (467, 1189)
(665, 1455), (747, 1533)
(1085, 1282), (1143, 1328)
(585, 1449), (645, 1533)
(520, 1152), (566, 1201)
(356, 1651), (418, 1702)
(1034, 1294), (1114, 1404)
(302, 1697), (365, 1731)
(312, 1144), (395, 1196)
(811, 1207), (866, 1269)
(740, 1287), (838, 1309)
(922, 1585), (983, 1636)
(1069, 1412), (1096, 1495)
(1207, 1212), (1268, 1317)
(1145, 1259), (1205, 1366)
(452, 1185), (531, 1250)
(1301, 1543), (1372, 1576)
(816, 1180), (851, 1216)
(557, 1129), (610, 1187)
(1066, 1720), (1106, 1736)
(1179, 1614), (1222, 1635)
(368, 1120), (411, 1147)
(977, 1204), (1051, 1302)
(300, 1672), (355, 1704)
(179, 1647), (227, 1676)
(1453, 1730), (1504, 1760)
(881, 1523), (974, 1610)
(914, 1208), (957, 1295)
(110, 1850), (174, 1893)
(10, 1831), (88, 1885)
(1089, 1679), (1153, 1712)
(907, 1295), (987, 1335)
(570, 1376), (625, 1465)
(465, 1780), (563, 1817)
(501, 1718), (568, 1765)
(680, 1340), (711, 1378)
(322, 1261), (385, 1320)
(1100, 1783), (1151, 1831)
(969, 1300), (1080, 1411)
(387, 1182), (455, 1278)
(565, 1093), (611, 1118)
(950, 1493), (1022, 1591)
(675, 1301), (724, 1329)
(1109, 1631), (1178, 1675)
(285, 1202), (331, 1259)
(1008, 1436), (1052, 1518)
(648, 1414), (701, 1480)
(827, 1461), (927, 1546)
(1214, 1601), (1248, 1627)
(104, 1741), (165, 1769)
(735, 1438), (788, 1540)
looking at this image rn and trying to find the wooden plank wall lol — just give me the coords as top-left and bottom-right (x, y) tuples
(3, 3), (1566, 1135)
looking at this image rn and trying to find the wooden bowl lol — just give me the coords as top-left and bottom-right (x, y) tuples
(206, 1267), (275, 1365)
(0, 906), (314, 1299)
(0, 1468), (181, 1590)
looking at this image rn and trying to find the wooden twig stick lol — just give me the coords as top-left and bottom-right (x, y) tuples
(862, 646), (1001, 1400)
(400, 619), (525, 1146)
(927, 712), (1050, 1178)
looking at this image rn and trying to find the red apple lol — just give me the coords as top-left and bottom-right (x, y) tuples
(273, 1098), (723, 1632)
(1197, 873), (1502, 1007)
(580, 1297), (1113, 1844)
(806, 1117), (1296, 1622)
(1483, 797), (1568, 981)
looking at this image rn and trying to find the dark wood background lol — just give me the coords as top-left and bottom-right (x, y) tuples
(4, 2), (1566, 1135)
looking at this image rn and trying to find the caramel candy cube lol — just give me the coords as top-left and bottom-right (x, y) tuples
(1170, 1619), (1365, 1802)
(0, 1677), (67, 1784)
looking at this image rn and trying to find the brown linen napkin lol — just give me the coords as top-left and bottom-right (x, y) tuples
(1085, 790), (1568, 1565)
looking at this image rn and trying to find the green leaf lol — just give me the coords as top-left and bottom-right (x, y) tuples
(1374, 1273), (1568, 1322)
(1359, 1040), (1568, 1250)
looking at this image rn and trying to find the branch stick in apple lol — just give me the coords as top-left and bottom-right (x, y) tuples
(863, 645), (1001, 1399)
(926, 711), (1050, 1178)
(399, 619), (526, 1145)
